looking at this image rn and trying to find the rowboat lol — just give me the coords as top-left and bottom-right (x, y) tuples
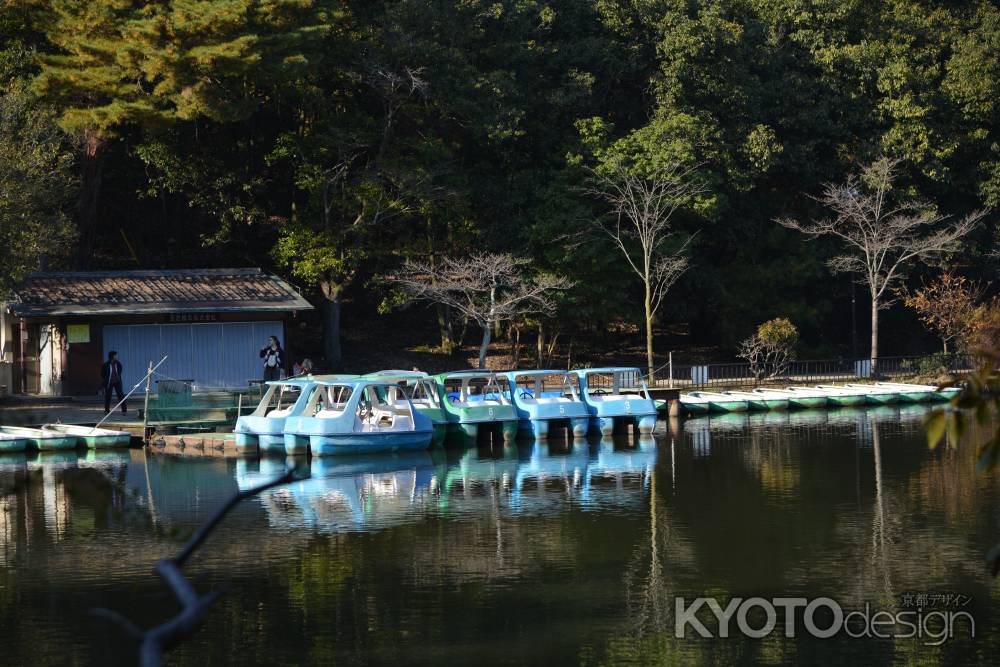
(0, 426), (78, 451)
(842, 384), (900, 405)
(0, 432), (29, 453)
(727, 389), (790, 411)
(364, 371), (449, 445)
(572, 368), (658, 435)
(42, 424), (131, 448)
(435, 370), (519, 443)
(283, 379), (434, 456)
(807, 385), (868, 407)
(681, 391), (749, 413)
(874, 382), (956, 403)
(505, 370), (590, 439)
(679, 393), (712, 415)
(771, 387), (829, 409)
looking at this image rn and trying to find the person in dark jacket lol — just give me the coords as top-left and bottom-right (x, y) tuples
(260, 336), (284, 382)
(101, 351), (126, 414)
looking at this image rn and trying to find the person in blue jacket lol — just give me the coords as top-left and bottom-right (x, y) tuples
(260, 336), (284, 382)
(101, 351), (126, 413)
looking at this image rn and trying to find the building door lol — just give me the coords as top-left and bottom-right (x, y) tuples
(20, 324), (40, 394)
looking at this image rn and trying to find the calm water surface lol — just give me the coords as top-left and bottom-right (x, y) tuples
(2, 405), (1000, 665)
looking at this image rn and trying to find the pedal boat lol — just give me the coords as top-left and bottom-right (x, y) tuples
(572, 367), (657, 435)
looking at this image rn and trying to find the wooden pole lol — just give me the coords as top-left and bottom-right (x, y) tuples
(143, 360), (154, 444)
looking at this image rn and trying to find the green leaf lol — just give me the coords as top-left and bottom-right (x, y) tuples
(925, 410), (946, 449)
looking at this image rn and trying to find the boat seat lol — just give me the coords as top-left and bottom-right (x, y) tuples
(266, 407), (293, 419)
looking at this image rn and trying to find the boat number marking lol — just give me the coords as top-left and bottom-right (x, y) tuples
(559, 406), (565, 415)
(488, 407), (494, 418)
(625, 400), (631, 413)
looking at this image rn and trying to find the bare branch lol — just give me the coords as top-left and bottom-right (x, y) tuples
(91, 470), (301, 667)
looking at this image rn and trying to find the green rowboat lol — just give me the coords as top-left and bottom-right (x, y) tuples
(813, 386), (868, 407)
(0, 426), (78, 451)
(43, 424), (131, 448)
(0, 433), (29, 453)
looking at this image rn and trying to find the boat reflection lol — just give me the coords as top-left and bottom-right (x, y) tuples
(237, 436), (658, 532)
(683, 403), (937, 456)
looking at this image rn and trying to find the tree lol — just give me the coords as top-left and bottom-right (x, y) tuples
(389, 253), (571, 368)
(737, 317), (799, 383)
(0, 82), (77, 295)
(902, 271), (984, 354)
(30, 0), (331, 261)
(778, 157), (984, 374)
(586, 160), (702, 381)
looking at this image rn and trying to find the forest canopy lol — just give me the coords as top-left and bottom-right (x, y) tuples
(1, 0), (997, 366)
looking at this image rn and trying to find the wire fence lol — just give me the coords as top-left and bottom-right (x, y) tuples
(648, 353), (976, 390)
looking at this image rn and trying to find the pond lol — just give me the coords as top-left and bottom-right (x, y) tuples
(1, 405), (999, 665)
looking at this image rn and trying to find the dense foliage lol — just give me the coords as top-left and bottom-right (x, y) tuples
(2, 0), (998, 364)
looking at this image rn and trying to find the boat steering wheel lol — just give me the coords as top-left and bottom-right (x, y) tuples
(518, 390), (532, 399)
(592, 388), (609, 395)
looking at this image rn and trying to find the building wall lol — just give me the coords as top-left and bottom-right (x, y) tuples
(8, 311), (293, 396)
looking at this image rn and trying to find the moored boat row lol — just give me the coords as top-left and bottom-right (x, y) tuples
(235, 367), (659, 457)
(0, 424), (132, 452)
(679, 382), (958, 415)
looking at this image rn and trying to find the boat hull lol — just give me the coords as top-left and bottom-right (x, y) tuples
(519, 417), (589, 439)
(81, 434), (132, 449)
(33, 436), (78, 451)
(709, 400), (749, 413)
(894, 391), (934, 403)
(679, 401), (710, 415)
(0, 438), (28, 453)
(592, 415), (657, 435)
(863, 392), (898, 405)
(787, 396), (827, 409)
(826, 395), (867, 407)
(449, 420), (518, 443)
(933, 389), (960, 402)
(309, 430), (433, 457)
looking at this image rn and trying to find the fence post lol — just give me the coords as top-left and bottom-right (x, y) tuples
(669, 351), (673, 389)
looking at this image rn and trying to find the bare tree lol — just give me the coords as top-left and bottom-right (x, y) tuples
(389, 253), (572, 368)
(585, 161), (703, 382)
(778, 157), (984, 374)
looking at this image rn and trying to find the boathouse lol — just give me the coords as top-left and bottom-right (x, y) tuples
(0, 268), (313, 396)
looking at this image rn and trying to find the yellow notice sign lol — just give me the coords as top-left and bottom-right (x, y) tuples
(66, 324), (90, 344)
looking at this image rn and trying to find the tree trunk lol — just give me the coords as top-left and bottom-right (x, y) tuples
(644, 284), (655, 382)
(76, 133), (105, 266)
(870, 298), (879, 378)
(436, 304), (453, 354)
(537, 321), (545, 368)
(320, 281), (343, 371)
(942, 339), (948, 355)
(478, 323), (492, 369)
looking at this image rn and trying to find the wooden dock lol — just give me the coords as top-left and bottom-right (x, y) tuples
(149, 432), (251, 458)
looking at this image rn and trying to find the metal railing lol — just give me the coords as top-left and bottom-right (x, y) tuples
(648, 353), (976, 390)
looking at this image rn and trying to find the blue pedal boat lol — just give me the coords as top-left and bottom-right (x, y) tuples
(283, 379), (435, 457)
(234, 378), (320, 454)
(572, 367), (657, 435)
(505, 370), (590, 439)
(363, 371), (449, 445)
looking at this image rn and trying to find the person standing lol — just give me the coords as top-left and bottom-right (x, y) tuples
(260, 336), (284, 382)
(101, 351), (126, 414)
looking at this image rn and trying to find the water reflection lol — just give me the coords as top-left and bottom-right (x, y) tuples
(236, 437), (658, 532)
(2, 403), (999, 666)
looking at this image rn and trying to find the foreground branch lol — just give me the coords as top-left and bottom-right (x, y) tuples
(92, 470), (300, 666)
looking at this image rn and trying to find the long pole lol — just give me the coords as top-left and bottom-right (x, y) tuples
(142, 360), (154, 444)
(93, 356), (168, 431)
